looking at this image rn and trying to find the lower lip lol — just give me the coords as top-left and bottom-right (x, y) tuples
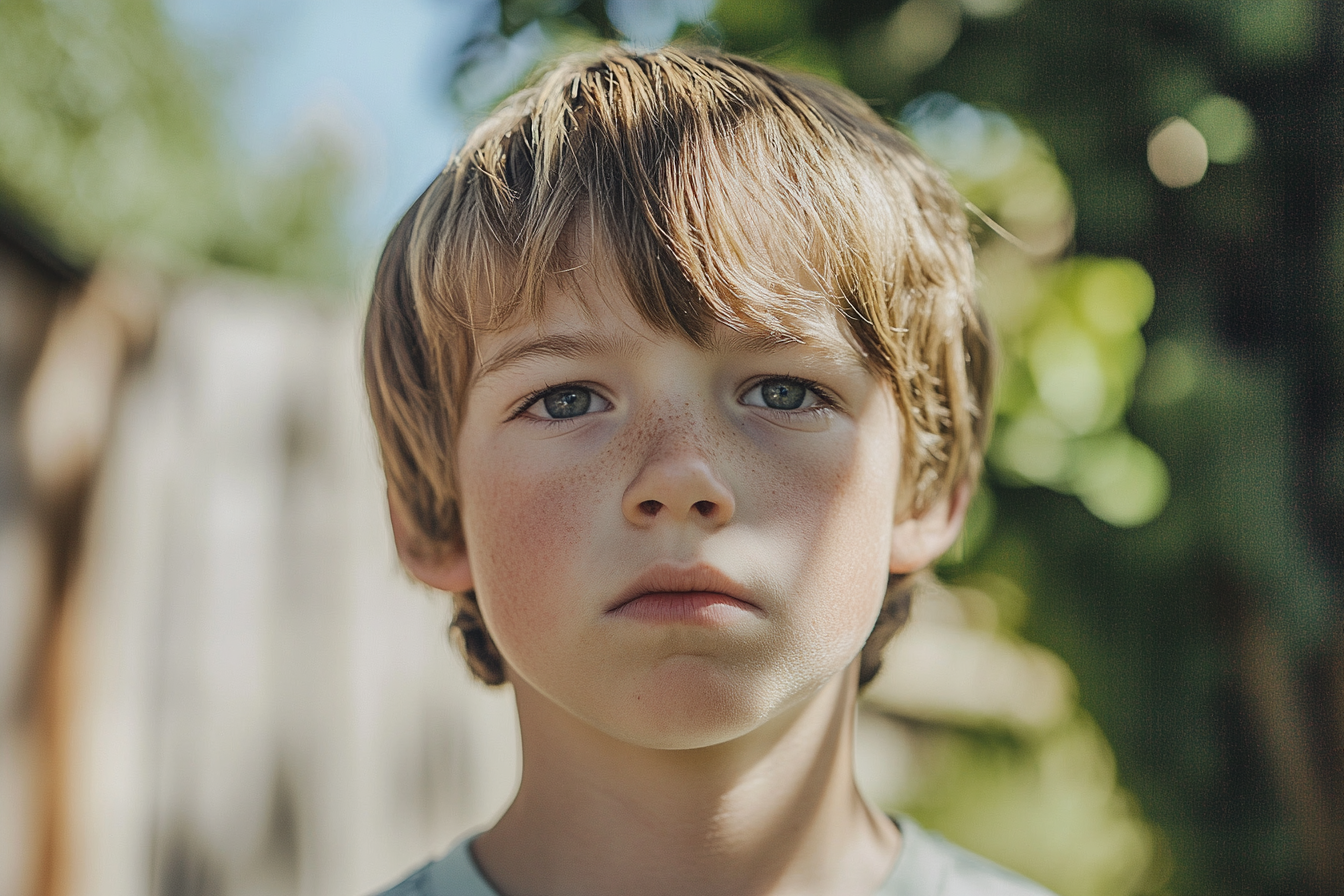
(610, 592), (759, 625)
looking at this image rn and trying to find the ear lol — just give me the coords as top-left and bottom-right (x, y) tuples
(388, 489), (474, 592)
(889, 480), (973, 574)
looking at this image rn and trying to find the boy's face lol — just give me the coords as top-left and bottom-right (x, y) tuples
(428, 256), (961, 750)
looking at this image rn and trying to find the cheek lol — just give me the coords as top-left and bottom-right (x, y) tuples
(456, 437), (615, 642)
(758, 426), (898, 640)
(756, 422), (896, 546)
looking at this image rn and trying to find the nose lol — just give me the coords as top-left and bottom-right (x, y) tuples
(621, 433), (735, 529)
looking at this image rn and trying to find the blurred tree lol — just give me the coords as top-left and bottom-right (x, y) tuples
(0, 0), (351, 284)
(447, 2), (1344, 894)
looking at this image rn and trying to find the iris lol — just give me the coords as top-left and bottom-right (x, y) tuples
(544, 388), (591, 418)
(761, 379), (806, 410)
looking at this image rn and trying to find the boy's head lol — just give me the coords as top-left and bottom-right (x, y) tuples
(364, 46), (993, 719)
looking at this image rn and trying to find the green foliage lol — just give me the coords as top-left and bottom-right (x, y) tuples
(906, 717), (1158, 896)
(902, 92), (1168, 529)
(712, 0), (808, 48)
(988, 257), (1168, 527)
(0, 0), (350, 284)
(710, 0), (841, 80)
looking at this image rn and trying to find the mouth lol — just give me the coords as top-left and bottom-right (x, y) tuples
(606, 564), (762, 624)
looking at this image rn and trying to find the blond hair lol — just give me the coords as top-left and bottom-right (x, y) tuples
(364, 45), (993, 687)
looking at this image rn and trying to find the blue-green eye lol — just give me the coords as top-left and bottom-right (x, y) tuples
(743, 378), (819, 411)
(540, 387), (592, 418)
(517, 384), (611, 422)
(760, 380), (806, 409)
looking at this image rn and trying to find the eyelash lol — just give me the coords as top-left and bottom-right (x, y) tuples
(507, 376), (837, 422)
(507, 383), (605, 423)
(743, 376), (836, 414)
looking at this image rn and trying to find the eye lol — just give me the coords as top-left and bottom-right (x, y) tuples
(742, 377), (821, 411)
(522, 385), (608, 420)
(541, 387), (590, 418)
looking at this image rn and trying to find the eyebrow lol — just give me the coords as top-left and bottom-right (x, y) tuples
(709, 324), (866, 369)
(470, 324), (854, 386)
(704, 327), (802, 355)
(470, 331), (645, 385)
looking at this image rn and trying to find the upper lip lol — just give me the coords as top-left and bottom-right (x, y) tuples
(607, 563), (759, 613)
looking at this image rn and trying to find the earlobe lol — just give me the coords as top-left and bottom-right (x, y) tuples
(889, 480), (972, 574)
(388, 489), (475, 592)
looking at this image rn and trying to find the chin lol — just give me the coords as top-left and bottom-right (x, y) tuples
(584, 656), (823, 751)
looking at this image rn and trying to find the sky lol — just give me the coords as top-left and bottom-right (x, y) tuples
(162, 0), (484, 251)
(159, 0), (712, 255)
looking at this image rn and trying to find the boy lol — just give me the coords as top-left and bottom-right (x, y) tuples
(365, 45), (1054, 896)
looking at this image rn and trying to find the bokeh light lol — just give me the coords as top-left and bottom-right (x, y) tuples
(1188, 94), (1255, 164)
(884, 0), (961, 75)
(1147, 117), (1208, 188)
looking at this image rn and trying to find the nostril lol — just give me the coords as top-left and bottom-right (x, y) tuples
(639, 500), (662, 516)
(693, 500), (715, 517)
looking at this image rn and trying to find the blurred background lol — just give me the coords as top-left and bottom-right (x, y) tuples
(1, 0), (1341, 894)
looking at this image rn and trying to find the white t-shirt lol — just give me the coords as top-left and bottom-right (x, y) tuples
(373, 815), (1057, 896)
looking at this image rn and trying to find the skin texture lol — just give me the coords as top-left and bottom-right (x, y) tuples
(395, 254), (968, 896)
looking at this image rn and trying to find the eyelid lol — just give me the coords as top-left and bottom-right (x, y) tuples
(740, 375), (837, 410)
(508, 382), (610, 421)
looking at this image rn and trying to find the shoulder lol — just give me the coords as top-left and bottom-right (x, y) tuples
(370, 838), (498, 896)
(883, 815), (1059, 896)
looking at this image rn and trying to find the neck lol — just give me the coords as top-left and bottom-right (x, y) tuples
(473, 664), (899, 896)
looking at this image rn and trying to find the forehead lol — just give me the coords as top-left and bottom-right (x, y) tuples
(475, 203), (858, 344)
(547, 227), (828, 334)
(467, 255), (870, 386)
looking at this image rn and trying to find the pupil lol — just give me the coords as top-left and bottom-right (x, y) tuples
(762, 380), (805, 410)
(544, 388), (590, 418)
